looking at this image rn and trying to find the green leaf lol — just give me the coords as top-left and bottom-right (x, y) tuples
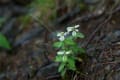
(64, 38), (76, 46)
(0, 33), (11, 49)
(53, 41), (63, 48)
(70, 46), (85, 54)
(62, 55), (68, 62)
(70, 46), (79, 54)
(58, 63), (66, 72)
(77, 32), (85, 38)
(55, 55), (63, 62)
(61, 68), (66, 77)
(67, 57), (76, 71)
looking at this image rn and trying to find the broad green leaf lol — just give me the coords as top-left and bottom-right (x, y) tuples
(53, 41), (63, 48)
(64, 38), (76, 46)
(58, 63), (66, 72)
(67, 57), (76, 71)
(62, 55), (68, 62)
(55, 55), (63, 62)
(0, 33), (11, 49)
(70, 46), (79, 54)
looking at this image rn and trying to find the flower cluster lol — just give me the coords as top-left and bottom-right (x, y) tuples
(56, 25), (80, 60)
(67, 25), (79, 36)
(57, 25), (80, 41)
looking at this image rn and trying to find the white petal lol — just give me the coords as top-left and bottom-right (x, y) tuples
(57, 51), (65, 55)
(66, 51), (71, 54)
(67, 27), (73, 32)
(72, 31), (77, 36)
(75, 29), (79, 32)
(75, 25), (80, 28)
(59, 36), (65, 41)
(57, 33), (61, 37)
(57, 32), (64, 37)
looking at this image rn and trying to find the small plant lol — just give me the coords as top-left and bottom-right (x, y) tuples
(53, 25), (85, 77)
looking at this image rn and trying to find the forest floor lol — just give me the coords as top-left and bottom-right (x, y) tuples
(0, 0), (120, 80)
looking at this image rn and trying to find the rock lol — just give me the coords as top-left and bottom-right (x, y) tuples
(0, 5), (12, 17)
(5, 71), (17, 80)
(113, 72), (120, 80)
(1, 18), (16, 35)
(36, 63), (59, 80)
(114, 30), (120, 38)
(114, 50), (120, 55)
(103, 30), (120, 43)
(0, 4), (29, 17)
(0, 73), (6, 80)
(12, 5), (29, 16)
(13, 27), (44, 47)
(0, 71), (18, 80)
(28, 50), (50, 67)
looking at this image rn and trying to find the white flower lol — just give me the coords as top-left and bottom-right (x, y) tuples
(74, 25), (80, 28)
(57, 50), (65, 55)
(72, 30), (79, 37)
(66, 50), (72, 54)
(67, 27), (74, 32)
(57, 32), (64, 37)
(57, 32), (67, 41)
(72, 31), (77, 36)
(57, 50), (72, 55)
(66, 25), (80, 37)
(67, 25), (80, 32)
(58, 36), (65, 41)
